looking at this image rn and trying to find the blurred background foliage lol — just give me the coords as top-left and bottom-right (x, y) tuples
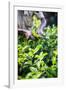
(18, 12), (58, 79)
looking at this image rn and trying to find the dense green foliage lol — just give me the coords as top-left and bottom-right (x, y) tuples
(18, 15), (58, 79)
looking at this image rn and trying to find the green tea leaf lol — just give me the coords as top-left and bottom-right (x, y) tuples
(30, 67), (37, 72)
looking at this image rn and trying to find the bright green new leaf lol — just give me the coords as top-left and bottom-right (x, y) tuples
(30, 67), (38, 72)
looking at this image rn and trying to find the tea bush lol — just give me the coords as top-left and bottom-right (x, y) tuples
(18, 24), (58, 79)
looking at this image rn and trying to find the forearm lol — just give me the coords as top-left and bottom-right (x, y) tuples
(40, 18), (47, 30)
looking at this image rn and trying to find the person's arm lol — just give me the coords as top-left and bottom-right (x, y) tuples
(37, 12), (47, 35)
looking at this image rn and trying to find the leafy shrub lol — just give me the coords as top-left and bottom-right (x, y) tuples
(18, 15), (58, 79)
